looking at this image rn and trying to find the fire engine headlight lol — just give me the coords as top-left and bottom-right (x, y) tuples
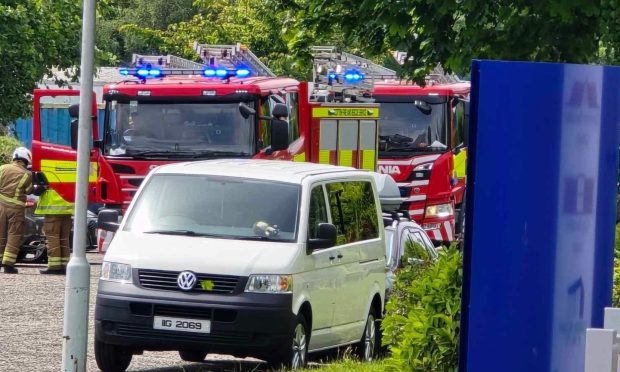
(101, 261), (132, 283)
(414, 163), (433, 171)
(245, 274), (292, 294)
(425, 203), (453, 218)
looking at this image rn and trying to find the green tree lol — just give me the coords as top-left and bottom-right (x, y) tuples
(281, 0), (604, 82)
(0, 0), (82, 126)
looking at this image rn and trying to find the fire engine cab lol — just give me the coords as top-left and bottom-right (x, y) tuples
(30, 44), (381, 251)
(310, 47), (470, 244)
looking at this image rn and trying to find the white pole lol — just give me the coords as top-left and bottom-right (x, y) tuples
(61, 0), (95, 370)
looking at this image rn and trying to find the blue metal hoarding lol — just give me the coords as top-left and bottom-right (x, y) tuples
(461, 61), (620, 372)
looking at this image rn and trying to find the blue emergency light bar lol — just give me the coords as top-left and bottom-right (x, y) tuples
(326, 69), (364, 85)
(119, 66), (252, 80)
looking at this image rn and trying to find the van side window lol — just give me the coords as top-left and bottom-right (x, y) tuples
(326, 181), (379, 245)
(259, 98), (272, 148)
(308, 185), (328, 239)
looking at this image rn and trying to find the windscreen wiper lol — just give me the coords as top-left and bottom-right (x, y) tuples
(144, 229), (213, 237)
(127, 150), (197, 159)
(191, 150), (250, 158)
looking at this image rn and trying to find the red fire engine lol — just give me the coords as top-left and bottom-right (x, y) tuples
(30, 44), (381, 249)
(310, 47), (470, 244)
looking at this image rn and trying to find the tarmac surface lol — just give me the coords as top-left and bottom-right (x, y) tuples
(0, 252), (275, 372)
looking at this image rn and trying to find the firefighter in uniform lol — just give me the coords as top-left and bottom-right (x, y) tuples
(35, 172), (74, 275)
(0, 147), (33, 274)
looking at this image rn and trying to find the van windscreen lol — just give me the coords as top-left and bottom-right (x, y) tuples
(124, 174), (300, 242)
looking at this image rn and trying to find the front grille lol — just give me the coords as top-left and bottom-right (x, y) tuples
(155, 304), (212, 319)
(115, 323), (251, 344)
(138, 269), (241, 294)
(128, 178), (143, 187)
(399, 186), (411, 197)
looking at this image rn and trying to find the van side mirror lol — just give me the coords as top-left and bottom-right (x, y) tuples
(270, 118), (289, 151)
(308, 223), (337, 251)
(70, 120), (78, 150)
(97, 209), (120, 232)
(238, 102), (256, 119)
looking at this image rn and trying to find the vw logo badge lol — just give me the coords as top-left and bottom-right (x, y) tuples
(177, 271), (197, 291)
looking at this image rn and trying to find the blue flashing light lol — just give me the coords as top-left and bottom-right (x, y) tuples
(119, 69), (129, 76)
(136, 68), (150, 77)
(344, 69), (364, 83)
(148, 69), (162, 77)
(236, 68), (251, 78)
(215, 68), (228, 77)
(203, 68), (216, 77)
(328, 72), (337, 79)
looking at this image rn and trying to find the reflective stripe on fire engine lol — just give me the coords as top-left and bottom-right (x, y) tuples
(432, 230), (443, 240)
(444, 221), (453, 241)
(339, 150), (353, 167)
(40, 159), (98, 183)
(379, 154), (441, 166)
(398, 180), (430, 187)
(410, 209), (425, 216)
(359, 120), (377, 171)
(404, 195), (427, 202)
(453, 149), (467, 179)
(312, 107), (379, 118)
(319, 150), (331, 164)
(293, 153), (306, 162)
(362, 150), (376, 171)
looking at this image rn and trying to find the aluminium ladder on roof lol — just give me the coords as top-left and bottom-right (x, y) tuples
(310, 45), (397, 88)
(131, 54), (206, 70)
(192, 42), (275, 77)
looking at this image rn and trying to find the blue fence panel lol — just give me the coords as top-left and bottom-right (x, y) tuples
(460, 60), (620, 372)
(11, 108), (105, 148)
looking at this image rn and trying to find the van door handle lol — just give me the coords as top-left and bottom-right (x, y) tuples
(337, 254), (343, 259)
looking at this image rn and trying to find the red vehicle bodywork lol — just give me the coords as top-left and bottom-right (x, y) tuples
(31, 75), (379, 213)
(373, 81), (470, 243)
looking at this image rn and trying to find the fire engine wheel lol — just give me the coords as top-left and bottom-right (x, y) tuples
(95, 339), (133, 372)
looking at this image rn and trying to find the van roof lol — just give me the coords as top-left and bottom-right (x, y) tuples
(151, 159), (368, 184)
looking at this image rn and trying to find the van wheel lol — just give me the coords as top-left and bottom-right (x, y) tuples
(269, 314), (308, 370)
(95, 339), (132, 372)
(179, 350), (208, 363)
(356, 308), (379, 362)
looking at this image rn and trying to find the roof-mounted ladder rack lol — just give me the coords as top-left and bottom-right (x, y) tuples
(193, 42), (275, 77)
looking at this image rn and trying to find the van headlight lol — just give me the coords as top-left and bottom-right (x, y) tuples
(101, 261), (132, 283)
(425, 203), (453, 218)
(245, 275), (292, 294)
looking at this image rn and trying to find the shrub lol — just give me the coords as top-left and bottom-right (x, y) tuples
(0, 136), (23, 165)
(382, 246), (462, 372)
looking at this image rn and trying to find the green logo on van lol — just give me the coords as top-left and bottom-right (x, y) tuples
(200, 280), (215, 291)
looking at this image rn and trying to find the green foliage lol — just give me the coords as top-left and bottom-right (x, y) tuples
(297, 358), (387, 371)
(0, 0), (82, 125)
(281, 0), (605, 83)
(0, 136), (24, 165)
(382, 246), (462, 372)
(613, 224), (620, 307)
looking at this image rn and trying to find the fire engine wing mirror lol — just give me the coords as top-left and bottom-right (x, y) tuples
(70, 120), (78, 150)
(308, 223), (337, 252)
(97, 209), (120, 232)
(68, 104), (80, 118)
(270, 118), (289, 151)
(272, 103), (289, 119)
(238, 103), (256, 119)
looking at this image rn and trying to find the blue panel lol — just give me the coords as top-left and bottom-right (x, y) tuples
(10, 108), (106, 148)
(461, 61), (620, 372)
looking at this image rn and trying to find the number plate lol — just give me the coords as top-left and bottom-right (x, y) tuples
(153, 316), (211, 334)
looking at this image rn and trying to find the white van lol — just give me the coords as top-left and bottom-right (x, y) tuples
(94, 160), (386, 371)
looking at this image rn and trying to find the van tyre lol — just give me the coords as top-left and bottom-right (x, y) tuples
(356, 308), (380, 362)
(268, 314), (308, 370)
(95, 339), (132, 372)
(178, 350), (208, 363)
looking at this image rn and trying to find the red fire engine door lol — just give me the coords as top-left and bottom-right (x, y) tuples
(31, 89), (99, 204)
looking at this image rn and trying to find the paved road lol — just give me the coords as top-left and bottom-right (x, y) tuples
(0, 252), (269, 372)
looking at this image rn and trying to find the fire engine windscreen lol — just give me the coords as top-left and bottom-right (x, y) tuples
(105, 101), (255, 157)
(123, 174), (300, 242)
(378, 97), (448, 152)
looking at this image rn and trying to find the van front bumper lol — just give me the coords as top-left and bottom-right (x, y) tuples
(95, 281), (294, 358)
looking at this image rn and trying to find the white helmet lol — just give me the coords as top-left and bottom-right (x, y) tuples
(12, 147), (32, 166)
